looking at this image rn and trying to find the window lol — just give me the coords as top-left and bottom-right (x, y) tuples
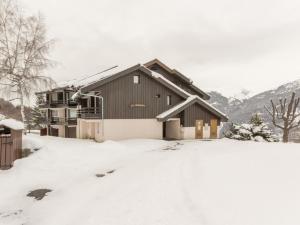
(133, 75), (140, 84)
(68, 109), (77, 118)
(51, 110), (58, 117)
(167, 95), (172, 105)
(155, 94), (161, 98)
(52, 93), (58, 101)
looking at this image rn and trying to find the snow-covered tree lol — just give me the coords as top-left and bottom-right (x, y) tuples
(27, 105), (45, 132)
(0, 0), (55, 128)
(225, 114), (279, 142)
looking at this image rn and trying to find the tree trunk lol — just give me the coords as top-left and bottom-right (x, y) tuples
(19, 89), (27, 134)
(283, 129), (289, 143)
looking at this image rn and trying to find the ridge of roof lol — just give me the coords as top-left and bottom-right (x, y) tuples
(144, 59), (210, 100)
(144, 59), (192, 84)
(149, 69), (228, 121)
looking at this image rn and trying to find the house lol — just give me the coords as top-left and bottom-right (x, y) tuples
(36, 86), (78, 138)
(36, 59), (228, 141)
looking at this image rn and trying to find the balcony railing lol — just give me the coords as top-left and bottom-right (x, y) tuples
(38, 99), (77, 108)
(37, 100), (50, 107)
(50, 100), (65, 106)
(77, 108), (102, 119)
(40, 117), (77, 125)
(67, 99), (77, 107)
(51, 117), (66, 125)
(67, 118), (77, 125)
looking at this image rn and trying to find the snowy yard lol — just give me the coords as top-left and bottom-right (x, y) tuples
(0, 135), (300, 225)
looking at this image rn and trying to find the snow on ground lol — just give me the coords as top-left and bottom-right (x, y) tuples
(1, 136), (300, 225)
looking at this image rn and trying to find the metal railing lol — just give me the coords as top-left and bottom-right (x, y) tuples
(41, 117), (77, 125)
(50, 100), (65, 106)
(77, 108), (102, 119)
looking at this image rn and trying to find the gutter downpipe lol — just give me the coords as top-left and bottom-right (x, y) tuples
(78, 91), (104, 142)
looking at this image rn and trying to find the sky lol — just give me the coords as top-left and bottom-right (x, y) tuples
(23, 0), (300, 97)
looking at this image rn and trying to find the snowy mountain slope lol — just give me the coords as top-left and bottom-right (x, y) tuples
(1, 135), (300, 225)
(209, 79), (300, 123)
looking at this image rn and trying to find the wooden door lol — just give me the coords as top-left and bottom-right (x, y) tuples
(50, 127), (58, 137)
(40, 128), (47, 136)
(195, 120), (203, 139)
(210, 119), (218, 139)
(66, 127), (77, 138)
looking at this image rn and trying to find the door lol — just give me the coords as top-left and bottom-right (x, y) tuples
(210, 119), (218, 139)
(66, 127), (77, 138)
(195, 120), (203, 139)
(50, 127), (59, 137)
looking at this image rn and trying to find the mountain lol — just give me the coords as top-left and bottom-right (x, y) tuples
(209, 79), (300, 124)
(0, 98), (31, 121)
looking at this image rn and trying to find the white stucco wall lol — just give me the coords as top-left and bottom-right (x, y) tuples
(182, 127), (195, 139)
(77, 119), (163, 141)
(182, 124), (222, 140)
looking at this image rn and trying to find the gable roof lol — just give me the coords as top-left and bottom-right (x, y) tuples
(156, 95), (228, 122)
(144, 59), (210, 100)
(79, 64), (228, 122)
(144, 59), (192, 84)
(81, 64), (142, 93)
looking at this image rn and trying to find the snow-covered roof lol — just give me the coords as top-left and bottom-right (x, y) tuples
(156, 94), (228, 121)
(157, 96), (198, 119)
(151, 69), (228, 121)
(0, 119), (24, 130)
(150, 70), (191, 97)
(58, 65), (128, 90)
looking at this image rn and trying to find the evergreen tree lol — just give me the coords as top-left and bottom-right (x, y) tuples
(28, 105), (45, 132)
(250, 113), (263, 126)
(225, 114), (279, 142)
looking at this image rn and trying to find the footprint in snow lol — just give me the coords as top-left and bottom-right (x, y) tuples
(0, 209), (23, 218)
(27, 189), (52, 200)
(107, 170), (115, 174)
(95, 173), (106, 178)
(95, 170), (116, 178)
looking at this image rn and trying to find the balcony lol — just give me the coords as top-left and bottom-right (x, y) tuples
(67, 118), (77, 125)
(67, 99), (77, 107)
(50, 100), (65, 107)
(77, 108), (102, 119)
(48, 117), (76, 125)
(37, 100), (50, 108)
(50, 117), (66, 125)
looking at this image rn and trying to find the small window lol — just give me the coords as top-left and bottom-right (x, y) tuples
(133, 75), (140, 84)
(167, 95), (172, 106)
(155, 94), (161, 98)
(51, 110), (58, 117)
(68, 109), (77, 118)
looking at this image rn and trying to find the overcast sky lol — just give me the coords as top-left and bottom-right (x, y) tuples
(24, 0), (300, 97)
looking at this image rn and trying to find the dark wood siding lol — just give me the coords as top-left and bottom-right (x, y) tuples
(0, 129), (22, 169)
(183, 103), (220, 127)
(147, 65), (203, 98)
(90, 70), (184, 119)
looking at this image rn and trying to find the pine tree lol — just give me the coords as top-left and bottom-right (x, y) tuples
(250, 113), (263, 126)
(28, 105), (45, 132)
(225, 114), (279, 142)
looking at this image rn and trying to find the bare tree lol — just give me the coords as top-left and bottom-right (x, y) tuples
(0, 0), (55, 127)
(265, 92), (300, 143)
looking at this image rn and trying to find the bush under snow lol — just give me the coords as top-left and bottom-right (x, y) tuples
(225, 114), (279, 142)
